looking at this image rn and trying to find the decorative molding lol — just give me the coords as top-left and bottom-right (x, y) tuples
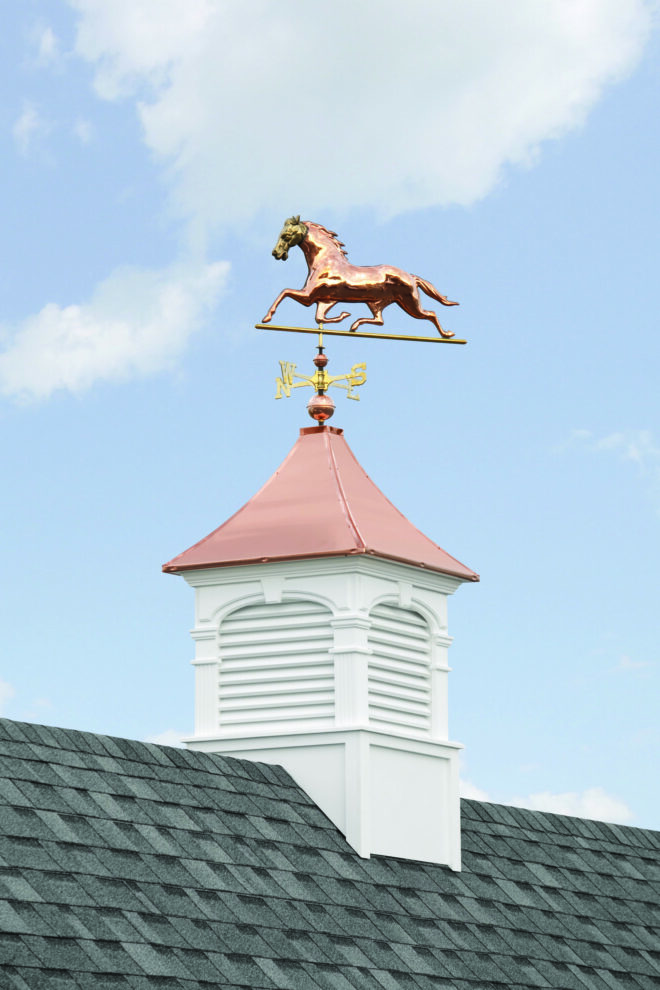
(398, 581), (413, 608)
(260, 575), (283, 604)
(182, 554), (465, 595)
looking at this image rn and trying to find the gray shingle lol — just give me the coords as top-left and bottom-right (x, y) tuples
(0, 718), (659, 990)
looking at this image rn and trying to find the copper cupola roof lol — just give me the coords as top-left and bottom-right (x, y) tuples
(163, 426), (478, 581)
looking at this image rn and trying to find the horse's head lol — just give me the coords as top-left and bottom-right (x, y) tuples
(272, 215), (308, 261)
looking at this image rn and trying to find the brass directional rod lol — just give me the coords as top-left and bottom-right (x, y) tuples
(256, 323), (467, 344)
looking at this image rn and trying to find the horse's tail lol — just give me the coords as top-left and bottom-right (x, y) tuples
(415, 276), (459, 307)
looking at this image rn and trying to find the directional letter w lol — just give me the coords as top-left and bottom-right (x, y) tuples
(275, 361), (297, 399)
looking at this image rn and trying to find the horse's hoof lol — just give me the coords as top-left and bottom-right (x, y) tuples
(262, 315), (272, 323)
(440, 331), (455, 339)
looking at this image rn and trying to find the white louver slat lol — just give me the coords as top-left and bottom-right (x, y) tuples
(368, 603), (431, 733)
(218, 601), (334, 732)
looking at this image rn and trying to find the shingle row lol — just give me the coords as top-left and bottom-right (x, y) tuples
(1, 718), (659, 990)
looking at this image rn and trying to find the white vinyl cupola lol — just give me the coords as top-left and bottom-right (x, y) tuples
(164, 425), (477, 869)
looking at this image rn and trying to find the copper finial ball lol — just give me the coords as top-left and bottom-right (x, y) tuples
(313, 352), (328, 368)
(307, 392), (335, 422)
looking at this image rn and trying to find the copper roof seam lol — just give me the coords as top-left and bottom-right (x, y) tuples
(324, 430), (367, 550)
(341, 440), (478, 581)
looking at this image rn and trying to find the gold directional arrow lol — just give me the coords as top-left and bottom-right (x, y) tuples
(272, 328), (367, 411)
(275, 360), (366, 400)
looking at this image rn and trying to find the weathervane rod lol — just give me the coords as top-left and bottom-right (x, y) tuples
(256, 323), (467, 344)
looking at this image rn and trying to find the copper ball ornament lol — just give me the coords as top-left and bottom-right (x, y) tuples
(313, 352), (328, 368)
(307, 392), (335, 422)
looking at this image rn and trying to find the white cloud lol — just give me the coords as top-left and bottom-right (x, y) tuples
(0, 680), (16, 715)
(0, 260), (228, 401)
(27, 22), (62, 67)
(73, 118), (94, 144)
(68, 0), (653, 237)
(35, 26), (60, 65)
(510, 785), (634, 823)
(145, 728), (185, 748)
(593, 429), (660, 465)
(460, 779), (491, 801)
(33, 697), (53, 709)
(568, 428), (660, 507)
(614, 653), (653, 672)
(22, 697), (55, 721)
(461, 776), (634, 824)
(12, 103), (50, 156)
(629, 726), (660, 747)
(569, 428), (660, 466)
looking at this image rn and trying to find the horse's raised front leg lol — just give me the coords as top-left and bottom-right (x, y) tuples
(350, 303), (385, 332)
(315, 302), (350, 325)
(262, 288), (313, 323)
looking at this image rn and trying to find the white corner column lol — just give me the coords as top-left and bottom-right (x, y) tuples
(190, 628), (218, 736)
(330, 613), (371, 727)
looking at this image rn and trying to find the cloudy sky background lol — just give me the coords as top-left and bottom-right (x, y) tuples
(2, 0), (659, 828)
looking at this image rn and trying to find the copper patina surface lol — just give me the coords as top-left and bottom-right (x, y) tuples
(262, 217), (458, 337)
(163, 426), (478, 580)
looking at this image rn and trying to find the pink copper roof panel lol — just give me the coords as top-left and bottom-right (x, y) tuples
(163, 426), (478, 581)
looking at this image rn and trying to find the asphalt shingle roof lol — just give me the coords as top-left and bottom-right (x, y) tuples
(0, 716), (659, 989)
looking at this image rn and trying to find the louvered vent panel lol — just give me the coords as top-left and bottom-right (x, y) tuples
(368, 603), (431, 733)
(218, 601), (334, 731)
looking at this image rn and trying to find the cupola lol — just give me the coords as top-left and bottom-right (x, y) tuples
(164, 424), (477, 869)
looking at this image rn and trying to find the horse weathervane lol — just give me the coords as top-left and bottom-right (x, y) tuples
(256, 217), (467, 423)
(257, 216), (466, 343)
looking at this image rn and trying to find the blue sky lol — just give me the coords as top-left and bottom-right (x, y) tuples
(1, 1), (659, 829)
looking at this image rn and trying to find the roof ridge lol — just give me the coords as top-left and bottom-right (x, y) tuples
(324, 428), (366, 549)
(337, 433), (479, 578)
(0, 716), (296, 784)
(462, 796), (660, 840)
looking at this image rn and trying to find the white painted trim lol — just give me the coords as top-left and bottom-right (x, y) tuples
(185, 725), (464, 750)
(182, 554), (466, 595)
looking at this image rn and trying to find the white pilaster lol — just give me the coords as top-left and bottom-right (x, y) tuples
(330, 613), (371, 727)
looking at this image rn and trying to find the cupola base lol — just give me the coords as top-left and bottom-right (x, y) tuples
(186, 727), (462, 869)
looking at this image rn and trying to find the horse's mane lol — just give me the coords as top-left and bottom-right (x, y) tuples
(305, 221), (349, 258)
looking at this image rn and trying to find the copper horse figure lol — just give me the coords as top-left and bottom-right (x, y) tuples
(262, 216), (458, 337)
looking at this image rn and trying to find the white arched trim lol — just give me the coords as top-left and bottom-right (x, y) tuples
(209, 591), (270, 629)
(368, 591), (444, 638)
(209, 587), (339, 632)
